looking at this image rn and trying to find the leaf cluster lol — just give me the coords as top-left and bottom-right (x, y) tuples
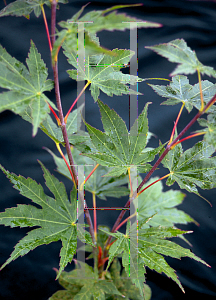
(0, 2), (216, 300)
(49, 258), (152, 300)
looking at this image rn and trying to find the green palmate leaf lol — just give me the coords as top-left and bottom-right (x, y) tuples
(0, 0), (67, 18)
(189, 80), (216, 113)
(49, 261), (95, 300)
(149, 75), (216, 113)
(49, 290), (77, 300)
(21, 107), (62, 143)
(100, 225), (146, 298)
(146, 38), (216, 77)
(40, 114), (65, 143)
(134, 175), (196, 228)
(197, 114), (216, 148)
(46, 147), (130, 201)
(39, 103), (89, 145)
(50, 261), (125, 300)
(65, 47), (144, 101)
(45, 146), (93, 180)
(162, 140), (216, 197)
(105, 258), (151, 300)
(82, 100), (161, 177)
(0, 40), (54, 135)
(52, 4), (161, 62)
(83, 166), (130, 200)
(77, 5), (161, 33)
(73, 281), (124, 300)
(49, 271), (83, 299)
(21, 103), (89, 145)
(100, 223), (209, 295)
(136, 225), (209, 293)
(149, 75), (192, 111)
(97, 225), (111, 245)
(0, 162), (93, 278)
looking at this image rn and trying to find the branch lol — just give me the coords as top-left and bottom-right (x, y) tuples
(137, 92), (216, 193)
(103, 92), (216, 257)
(50, 1), (96, 246)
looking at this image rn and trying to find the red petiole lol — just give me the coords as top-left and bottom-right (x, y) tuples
(64, 81), (91, 124)
(137, 173), (171, 196)
(168, 102), (185, 145)
(170, 131), (206, 149)
(46, 100), (61, 126)
(41, 5), (52, 53)
(56, 143), (76, 187)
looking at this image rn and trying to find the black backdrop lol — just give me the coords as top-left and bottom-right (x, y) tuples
(0, 0), (216, 299)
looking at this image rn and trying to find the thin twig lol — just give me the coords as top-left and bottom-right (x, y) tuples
(170, 131), (206, 149)
(65, 81), (91, 123)
(137, 173), (171, 196)
(168, 102), (185, 145)
(41, 5), (52, 52)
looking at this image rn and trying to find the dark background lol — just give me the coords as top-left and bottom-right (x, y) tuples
(0, 0), (216, 299)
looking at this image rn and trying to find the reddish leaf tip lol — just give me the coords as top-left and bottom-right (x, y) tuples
(53, 267), (58, 272)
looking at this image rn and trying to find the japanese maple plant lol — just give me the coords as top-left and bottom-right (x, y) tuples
(0, 1), (216, 299)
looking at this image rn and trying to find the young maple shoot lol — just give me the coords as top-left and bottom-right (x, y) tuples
(0, 1), (216, 300)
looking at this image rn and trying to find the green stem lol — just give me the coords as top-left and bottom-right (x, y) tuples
(197, 69), (204, 112)
(94, 246), (99, 275)
(92, 191), (98, 275)
(127, 167), (133, 197)
(92, 192), (97, 243)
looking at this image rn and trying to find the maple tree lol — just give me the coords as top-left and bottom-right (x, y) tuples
(0, 1), (216, 299)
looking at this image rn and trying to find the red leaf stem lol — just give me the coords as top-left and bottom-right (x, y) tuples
(41, 5), (52, 53)
(170, 131), (206, 149)
(56, 143), (76, 186)
(168, 102), (185, 145)
(50, 0), (96, 245)
(137, 173), (171, 196)
(64, 81), (91, 124)
(46, 101), (61, 126)
(85, 164), (99, 183)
